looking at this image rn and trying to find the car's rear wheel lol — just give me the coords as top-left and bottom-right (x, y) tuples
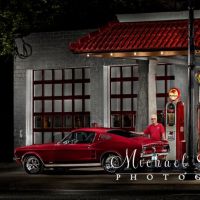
(102, 154), (122, 174)
(23, 155), (43, 174)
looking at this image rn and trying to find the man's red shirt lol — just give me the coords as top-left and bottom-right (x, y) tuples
(144, 123), (165, 141)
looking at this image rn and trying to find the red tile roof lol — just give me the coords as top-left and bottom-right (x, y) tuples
(69, 20), (200, 54)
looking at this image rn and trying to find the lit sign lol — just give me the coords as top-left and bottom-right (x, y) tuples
(168, 88), (180, 101)
(195, 71), (200, 84)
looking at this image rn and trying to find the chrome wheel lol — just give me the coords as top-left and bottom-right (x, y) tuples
(24, 156), (43, 174)
(103, 154), (121, 174)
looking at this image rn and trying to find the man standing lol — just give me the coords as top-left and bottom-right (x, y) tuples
(143, 114), (166, 141)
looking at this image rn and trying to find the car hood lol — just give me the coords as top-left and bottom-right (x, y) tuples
(15, 143), (56, 151)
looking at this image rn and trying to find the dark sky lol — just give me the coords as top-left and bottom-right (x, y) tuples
(32, 0), (199, 31)
(51, 0), (199, 30)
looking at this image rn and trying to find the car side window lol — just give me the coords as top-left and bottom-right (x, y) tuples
(62, 132), (95, 144)
(98, 134), (111, 141)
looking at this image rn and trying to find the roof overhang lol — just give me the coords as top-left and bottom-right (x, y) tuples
(69, 13), (200, 58)
(83, 50), (200, 58)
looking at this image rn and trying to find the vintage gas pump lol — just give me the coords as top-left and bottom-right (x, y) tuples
(165, 88), (186, 161)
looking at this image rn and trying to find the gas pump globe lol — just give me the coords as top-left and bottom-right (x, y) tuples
(195, 71), (200, 84)
(165, 88), (186, 161)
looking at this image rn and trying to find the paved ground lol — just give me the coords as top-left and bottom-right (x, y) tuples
(0, 162), (200, 199)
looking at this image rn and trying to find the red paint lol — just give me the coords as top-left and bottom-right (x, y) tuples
(70, 20), (200, 53)
(14, 127), (169, 172)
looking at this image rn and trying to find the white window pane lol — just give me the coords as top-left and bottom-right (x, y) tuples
(64, 84), (72, 96)
(85, 99), (90, 112)
(34, 132), (42, 144)
(44, 84), (52, 96)
(122, 67), (131, 77)
(156, 81), (165, 93)
(54, 70), (62, 80)
(75, 69), (82, 79)
(54, 132), (63, 142)
(167, 65), (175, 76)
(64, 69), (72, 80)
(75, 83), (82, 95)
(111, 82), (120, 94)
(44, 100), (52, 112)
(85, 68), (90, 79)
(75, 100), (82, 112)
(123, 98), (131, 111)
(133, 66), (139, 76)
(34, 84), (42, 97)
(157, 97), (165, 110)
(156, 65), (165, 76)
(44, 70), (52, 80)
(54, 100), (62, 112)
(34, 71), (42, 81)
(167, 80), (175, 91)
(44, 132), (52, 143)
(54, 84), (62, 96)
(34, 100), (42, 112)
(123, 82), (131, 94)
(111, 99), (120, 111)
(85, 83), (90, 95)
(64, 100), (72, 112)
(111, 67), (120, 78)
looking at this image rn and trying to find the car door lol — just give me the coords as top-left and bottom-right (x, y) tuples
(53, 131), (96, 163)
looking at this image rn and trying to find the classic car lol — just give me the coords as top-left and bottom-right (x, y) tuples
(14, 127), (170, 174)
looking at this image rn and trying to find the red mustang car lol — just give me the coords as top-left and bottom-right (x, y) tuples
(14, 128), (169, 174)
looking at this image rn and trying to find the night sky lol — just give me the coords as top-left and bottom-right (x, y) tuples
(29, 0), (199, 31)
(50, 0), (199, 30)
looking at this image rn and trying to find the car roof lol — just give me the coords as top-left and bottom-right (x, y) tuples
(71, 127), (130, 134)
(71, 127), (116, 133)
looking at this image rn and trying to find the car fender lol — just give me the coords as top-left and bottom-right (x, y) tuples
(100, 150), (122, 163)
(22, 152), (45, 165)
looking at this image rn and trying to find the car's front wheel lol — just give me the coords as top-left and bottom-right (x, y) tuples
(102, 154), (122, 174)
(23, 155), (43, 174)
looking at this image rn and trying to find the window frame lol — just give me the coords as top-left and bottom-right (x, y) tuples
(32, 68), (91, 144)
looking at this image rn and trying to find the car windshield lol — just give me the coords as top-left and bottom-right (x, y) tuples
(59, 132), (95, 144)
(107, 129), (137, 138)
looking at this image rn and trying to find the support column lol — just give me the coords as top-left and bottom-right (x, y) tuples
(136, 59), (158, 131)
(148, 59), (158, 124)
(136, 60), (148, 131)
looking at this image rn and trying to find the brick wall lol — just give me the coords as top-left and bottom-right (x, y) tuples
(14, 30), (135, 147)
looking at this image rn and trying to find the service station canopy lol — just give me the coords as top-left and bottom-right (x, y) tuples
(69, 19), (200, 58)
